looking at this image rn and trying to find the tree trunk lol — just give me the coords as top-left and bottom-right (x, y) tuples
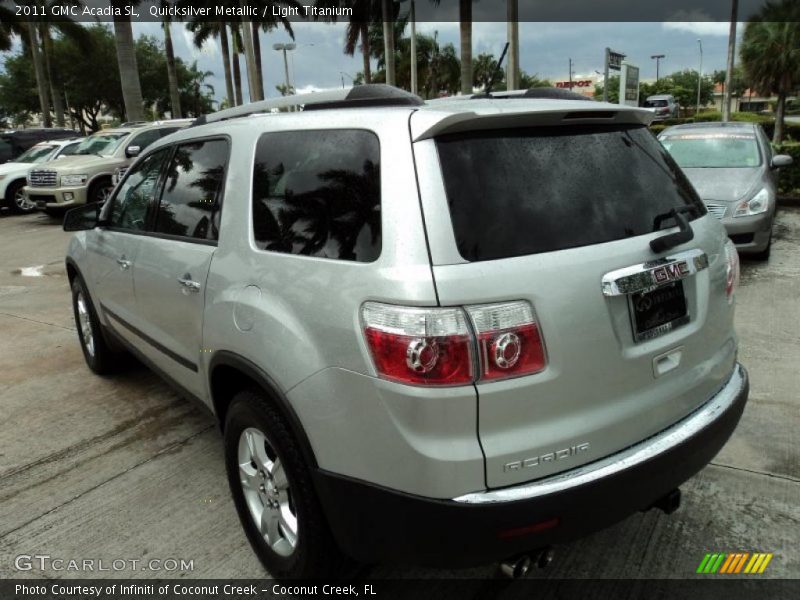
(163, 19), (182, 118)
(27, 22), (52, 127)
(773, 92), (785, 145)
(360, 23), (371, 84)
(722, 0), (738, 121)
(506, 0), (520, 90)
(113, 15), (145, 122)
(232, 46), (244, 106)
(40, 26), (65, 126)
(251, 21), (264, 100)
(459, 0), (472, 95)
(239, 12), (258, 102)
(381, 0), (395, 86)
(219, 24), (235, 107)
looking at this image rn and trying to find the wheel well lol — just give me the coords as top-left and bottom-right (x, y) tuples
(210, 364), (259, 427)
(65, 262), (78, 285)
(88, 176), (113, 195)
(4, 178), (26, 201)
(209, 360), (318, 468)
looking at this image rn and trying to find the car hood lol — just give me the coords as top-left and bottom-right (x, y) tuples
(681, 167), (762, 203)
(35, 154), (124, 174)
(0, 162), (33, 177)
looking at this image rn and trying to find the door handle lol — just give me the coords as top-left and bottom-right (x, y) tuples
(116, 257), (131, 270)
(178, 275), (201, 293)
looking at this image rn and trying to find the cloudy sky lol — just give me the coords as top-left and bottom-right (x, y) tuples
(2, 20), (740, 103)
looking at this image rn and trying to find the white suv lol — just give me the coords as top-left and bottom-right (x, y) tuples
(63, 85), (748, 579)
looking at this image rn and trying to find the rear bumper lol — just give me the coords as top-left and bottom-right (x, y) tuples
(314, 364), (749, 568)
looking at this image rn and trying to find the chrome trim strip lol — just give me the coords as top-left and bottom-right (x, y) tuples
(453, 364), (746, 505)
(601, 248), (709, 297)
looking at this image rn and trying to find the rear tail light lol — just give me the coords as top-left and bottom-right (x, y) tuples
(724, 239), (740, 303)
(466, 301), (547, 380)
(361, 303), (474, 385)
(361, 300), (546, 386)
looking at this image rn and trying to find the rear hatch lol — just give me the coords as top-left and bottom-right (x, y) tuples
(411, 108), (738, 489)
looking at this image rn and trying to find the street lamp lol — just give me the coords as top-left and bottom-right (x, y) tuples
(340, 71), (356, 89)
(696, 39), (703, 116)
(650, 54), (665, 80)
(273, 43), (297, 96)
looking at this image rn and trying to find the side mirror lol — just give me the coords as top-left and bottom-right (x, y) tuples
(63, 203), (100, 232)
(125, 145), (141, 158)
(771, 154), (793, 169)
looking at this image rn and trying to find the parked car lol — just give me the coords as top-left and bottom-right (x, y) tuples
(659, 122), (792, 259)
(0, 138), (83, 213)
(644, 94), (680, 120)
(25, 120), (191, 214)
(63, 85), (748, 578)
(0, 128), (79, 164)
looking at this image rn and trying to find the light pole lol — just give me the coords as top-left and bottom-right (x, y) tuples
(696, 38), (703, 116)
(273, 43), (296, 96)
(651, 54), (665, 80)
(340, 71), (356, 89)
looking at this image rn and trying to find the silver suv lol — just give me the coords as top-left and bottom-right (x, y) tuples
(63, 85), (749, 579)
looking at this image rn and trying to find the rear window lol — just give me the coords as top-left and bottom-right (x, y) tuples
(659, 132), (761, 168)
(645, 99), (668, 107)
(251, 129), (381, 262)
(436, 125), (704, 262)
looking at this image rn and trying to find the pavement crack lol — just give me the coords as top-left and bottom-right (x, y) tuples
(0, 425), (215, 540)
(709, 461), (800, 484)
(0, 311), (75, 332)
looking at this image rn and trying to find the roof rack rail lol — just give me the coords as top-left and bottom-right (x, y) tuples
(192, 84), (423, 126)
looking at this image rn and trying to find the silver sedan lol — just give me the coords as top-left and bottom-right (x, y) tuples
(659, 122), (793, 259)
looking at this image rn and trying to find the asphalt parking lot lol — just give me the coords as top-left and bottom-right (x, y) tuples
(0, 207), (798, 581)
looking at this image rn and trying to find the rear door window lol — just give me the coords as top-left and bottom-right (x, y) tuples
(251, 129), (381, 262)
(436, 125), (704, 262)
(153, 138), (228, 242)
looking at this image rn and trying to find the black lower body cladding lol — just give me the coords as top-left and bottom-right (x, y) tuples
(313, 366), (749, 568)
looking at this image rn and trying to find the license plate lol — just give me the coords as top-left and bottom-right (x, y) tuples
(629, 281), (688, 342)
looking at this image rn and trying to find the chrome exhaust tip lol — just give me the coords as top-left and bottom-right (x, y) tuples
(499, 555), (532, 579)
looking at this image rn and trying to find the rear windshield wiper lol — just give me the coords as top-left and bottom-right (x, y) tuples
(650, 206), (696, 253)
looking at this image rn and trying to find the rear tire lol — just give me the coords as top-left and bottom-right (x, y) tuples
(224, 389), (354, 579)
(6, 180), (34, 214)
(70, 276), (122, 375)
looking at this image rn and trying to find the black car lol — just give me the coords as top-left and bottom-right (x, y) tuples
(0, 128), (80, 164)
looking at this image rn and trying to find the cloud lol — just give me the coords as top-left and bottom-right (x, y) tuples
(662, 15), (734, 37)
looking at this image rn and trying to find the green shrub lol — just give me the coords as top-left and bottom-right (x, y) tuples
(775, 142), (800, 198)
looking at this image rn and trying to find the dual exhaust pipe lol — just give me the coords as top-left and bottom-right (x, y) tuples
(498, 488), (681, 579)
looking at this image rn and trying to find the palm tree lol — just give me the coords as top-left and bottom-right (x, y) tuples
(344, 0), (381, 84)
(230, 22), (245, 105)
(722, 0), (738, 121)
(187, 20), (234, 108)
(159, 2), (182, 119)
(381, 0), (396, 85)
(27, 20), (52, 126)
(111, 0), (145, 122)
(740, 0), (800, 144)
(459, 0), (472, 95)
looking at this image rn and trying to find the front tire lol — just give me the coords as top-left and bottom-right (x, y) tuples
(6, 180), (35, 214)
(224, 389), (352, 579)
(88, 179), (114, 205)
(70, 276), (121, 374)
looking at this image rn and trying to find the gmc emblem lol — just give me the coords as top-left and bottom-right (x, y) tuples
(651, 261), (690, 284)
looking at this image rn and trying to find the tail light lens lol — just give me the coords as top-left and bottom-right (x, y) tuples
(724, 239), (740, 303)
(361, 303), (473, 385)
(467, 301), (547, 380)
(361, 300), (547, 386)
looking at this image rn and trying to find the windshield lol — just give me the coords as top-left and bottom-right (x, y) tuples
(436, 124), (704, 262)
(645, 99), (668, 107)
(660, 133), (761, 168)
(74, 133), (127, 157)
(58, 141), (82, 157)
(15, 145), (56, 163)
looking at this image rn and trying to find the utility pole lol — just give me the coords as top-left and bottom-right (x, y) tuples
(696, 38), (704, 116)
(603, 48), (610, 102)
(410, 0), (417, 95)
(651, 54), (665, 80)
(506, 0), (519, 90)
(722, 0), (739, 121)
(381, 0), (395, 86)
(568, 58), (573, 88)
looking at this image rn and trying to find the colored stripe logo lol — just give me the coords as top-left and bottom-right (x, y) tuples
(696, 552), (773, 574)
